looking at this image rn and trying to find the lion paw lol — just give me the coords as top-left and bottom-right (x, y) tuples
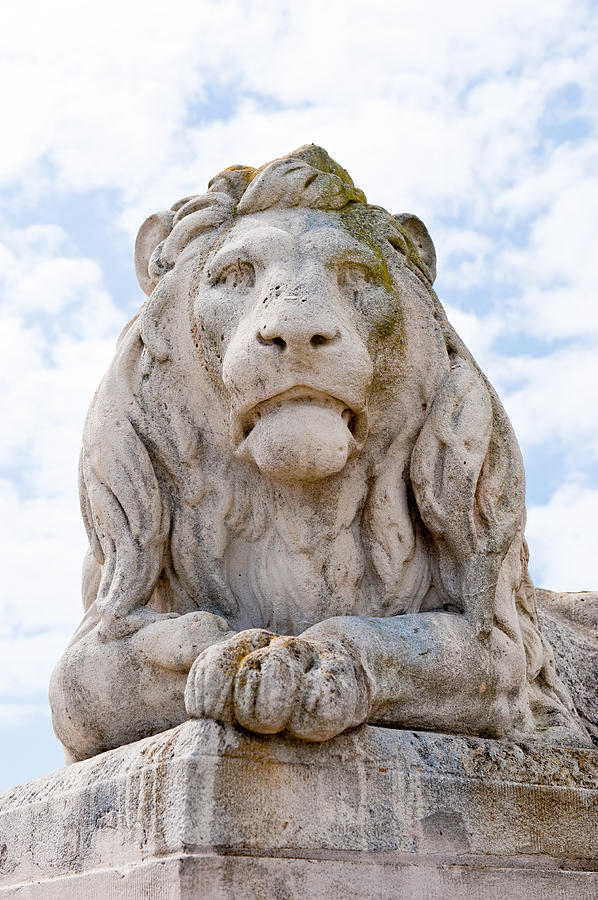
(184, 630), (371, 741)
(184, 629), (276, 723)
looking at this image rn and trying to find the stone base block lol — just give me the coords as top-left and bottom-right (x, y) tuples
(1, 720), (597, 898)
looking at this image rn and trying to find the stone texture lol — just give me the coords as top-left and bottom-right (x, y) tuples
(48, 144), (591, 763)
(537, 589), (598, 747)
(1, 720), (597, 898)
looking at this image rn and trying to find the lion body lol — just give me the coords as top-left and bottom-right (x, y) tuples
(50, 146), (590, 761)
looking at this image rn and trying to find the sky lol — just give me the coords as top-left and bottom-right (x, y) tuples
(0, 0), (597, 791)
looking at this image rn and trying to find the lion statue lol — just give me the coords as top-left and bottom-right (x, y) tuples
(49, 145), (590, 762)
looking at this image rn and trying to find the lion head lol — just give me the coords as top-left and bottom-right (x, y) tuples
(76, 144), (584, 745)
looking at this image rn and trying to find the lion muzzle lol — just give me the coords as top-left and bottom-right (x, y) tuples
(234, 386), (368, 483)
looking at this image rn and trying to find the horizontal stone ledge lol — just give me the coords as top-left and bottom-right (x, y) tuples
(1, 853), (598, 900)
(1, 719), (597, 894)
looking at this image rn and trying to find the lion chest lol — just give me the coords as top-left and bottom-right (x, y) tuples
(218, 525), (369, 635)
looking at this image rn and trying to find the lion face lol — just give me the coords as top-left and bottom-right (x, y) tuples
(192, 208), (407, 484)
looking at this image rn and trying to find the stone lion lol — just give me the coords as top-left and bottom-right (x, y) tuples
(50, 145), (590, 762)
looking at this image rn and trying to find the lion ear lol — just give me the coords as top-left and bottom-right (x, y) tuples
(134, 211), (175, 296)
(394, 213), (437, 283)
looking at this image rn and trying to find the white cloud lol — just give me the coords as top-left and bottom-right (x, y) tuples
(0, 478), (86, 630)
(0, 226), (124, 494)
(443, 303), (505, 365)
(0, 224), (123, 332)
(486, 345), (598, 461)
(0, 626), (73, 700)
(0, 227), (123, 705)
(0, 704), (52, 729)
(527, 480), (598, 591)
(1, 0), (595, 217)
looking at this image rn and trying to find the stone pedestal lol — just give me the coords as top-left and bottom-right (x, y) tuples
(1, 720), (597, 898)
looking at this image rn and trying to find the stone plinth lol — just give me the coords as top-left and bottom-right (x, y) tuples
(1, 720), (597, 899)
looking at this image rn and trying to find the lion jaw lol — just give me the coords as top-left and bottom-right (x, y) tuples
(232, 386), (368, 484)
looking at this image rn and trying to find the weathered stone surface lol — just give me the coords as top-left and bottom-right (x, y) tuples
(537, 589), (598, 747)
(1, 720), (597, 899)
(48, 144), (591, 763)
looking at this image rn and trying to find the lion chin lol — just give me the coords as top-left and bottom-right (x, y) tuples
(234, 387), (365, 483)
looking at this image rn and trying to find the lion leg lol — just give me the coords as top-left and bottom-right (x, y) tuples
(50, 608), (233, 761)
(186, 613), (527, 742)
(300, 612), (529, 739)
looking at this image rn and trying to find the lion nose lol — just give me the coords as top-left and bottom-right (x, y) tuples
(256, 308), (339, 352)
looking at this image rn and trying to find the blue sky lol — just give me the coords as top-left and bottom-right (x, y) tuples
(1, 0), (597, 791)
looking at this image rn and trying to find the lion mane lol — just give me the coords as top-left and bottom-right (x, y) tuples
(77, 144), (581, 743)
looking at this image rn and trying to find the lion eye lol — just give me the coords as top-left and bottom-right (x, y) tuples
(337, 263), (375, 291)
(338, 264), (382, 308)
(212, 260), (256, 290)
